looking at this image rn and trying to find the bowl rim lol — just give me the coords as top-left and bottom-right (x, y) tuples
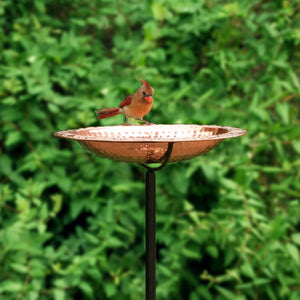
(53, 124), (247, 143)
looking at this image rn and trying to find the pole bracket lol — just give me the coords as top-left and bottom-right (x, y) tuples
(141, 142), (174, 172)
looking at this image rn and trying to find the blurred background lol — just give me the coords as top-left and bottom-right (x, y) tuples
(0, 0), (300, 299)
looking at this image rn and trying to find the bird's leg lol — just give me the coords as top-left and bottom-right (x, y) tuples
(125, 116), (131, 125)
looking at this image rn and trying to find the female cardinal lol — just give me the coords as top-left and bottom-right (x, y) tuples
(95, 80), (154, 124)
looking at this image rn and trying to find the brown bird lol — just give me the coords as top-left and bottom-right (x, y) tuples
(95, 80), (154, 124)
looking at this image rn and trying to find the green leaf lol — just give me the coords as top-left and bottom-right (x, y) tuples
(0, 281), (23, 293)
(104, 282), (117, 298)
(152, 2), (167, 21)
(10, 263), (28, 274)
(291, 233), (300, 246)
(54, 289), (66, 300)
(206, 245), (219, 258)
(215, 286), (243, 299)
(241, 262), (255, 279)
(182, 247), (201, 259)
(292, 141), (300, 155)
(275, 102), (290, 124)
(103, 236), (124, 248)
(50, 194), (63, 217)
(286, 243), (300, 265)
(79, 282), (94, 299)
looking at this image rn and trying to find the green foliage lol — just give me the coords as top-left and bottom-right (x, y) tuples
(1, 0), (300, 299)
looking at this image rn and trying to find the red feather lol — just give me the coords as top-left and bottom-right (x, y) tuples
(120, 95), (133, 107)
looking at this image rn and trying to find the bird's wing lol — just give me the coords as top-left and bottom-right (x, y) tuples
(119, 95), (133, 107)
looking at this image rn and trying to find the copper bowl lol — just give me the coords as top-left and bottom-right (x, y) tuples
(54, 124), (246, 163)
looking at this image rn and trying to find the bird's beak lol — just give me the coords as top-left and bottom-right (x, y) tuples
(144, 96), (152, 103)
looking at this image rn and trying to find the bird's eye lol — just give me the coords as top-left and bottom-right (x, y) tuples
(143, 91), (146, 95)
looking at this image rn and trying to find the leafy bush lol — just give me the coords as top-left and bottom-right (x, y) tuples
(0, 0), (299, 299)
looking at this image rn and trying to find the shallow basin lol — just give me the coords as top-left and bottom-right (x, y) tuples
(54, 124), (246, 163)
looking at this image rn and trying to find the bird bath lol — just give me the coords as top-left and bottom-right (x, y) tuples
(54, 124), (246, 163)
(54, 124), (246, 300)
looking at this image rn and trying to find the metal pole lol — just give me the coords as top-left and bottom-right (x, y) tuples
(145, 169), (156, 300)
(141, 142), (174, 300)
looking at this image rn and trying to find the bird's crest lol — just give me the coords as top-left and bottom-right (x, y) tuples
(140, 80), (151, 88)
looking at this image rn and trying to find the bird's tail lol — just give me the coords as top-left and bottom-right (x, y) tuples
(95, 107), (121, 119)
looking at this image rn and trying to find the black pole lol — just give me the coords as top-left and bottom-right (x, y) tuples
(141, 142), (174, 300)
(145, 169), (156, 300)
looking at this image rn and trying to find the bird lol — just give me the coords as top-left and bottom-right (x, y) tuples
(95, 80), (154, 125)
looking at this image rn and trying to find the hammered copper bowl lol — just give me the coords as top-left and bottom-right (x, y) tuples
(54, 124), (247, 163)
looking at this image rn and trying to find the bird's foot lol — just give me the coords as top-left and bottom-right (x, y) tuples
(139, 118), (156, 125)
